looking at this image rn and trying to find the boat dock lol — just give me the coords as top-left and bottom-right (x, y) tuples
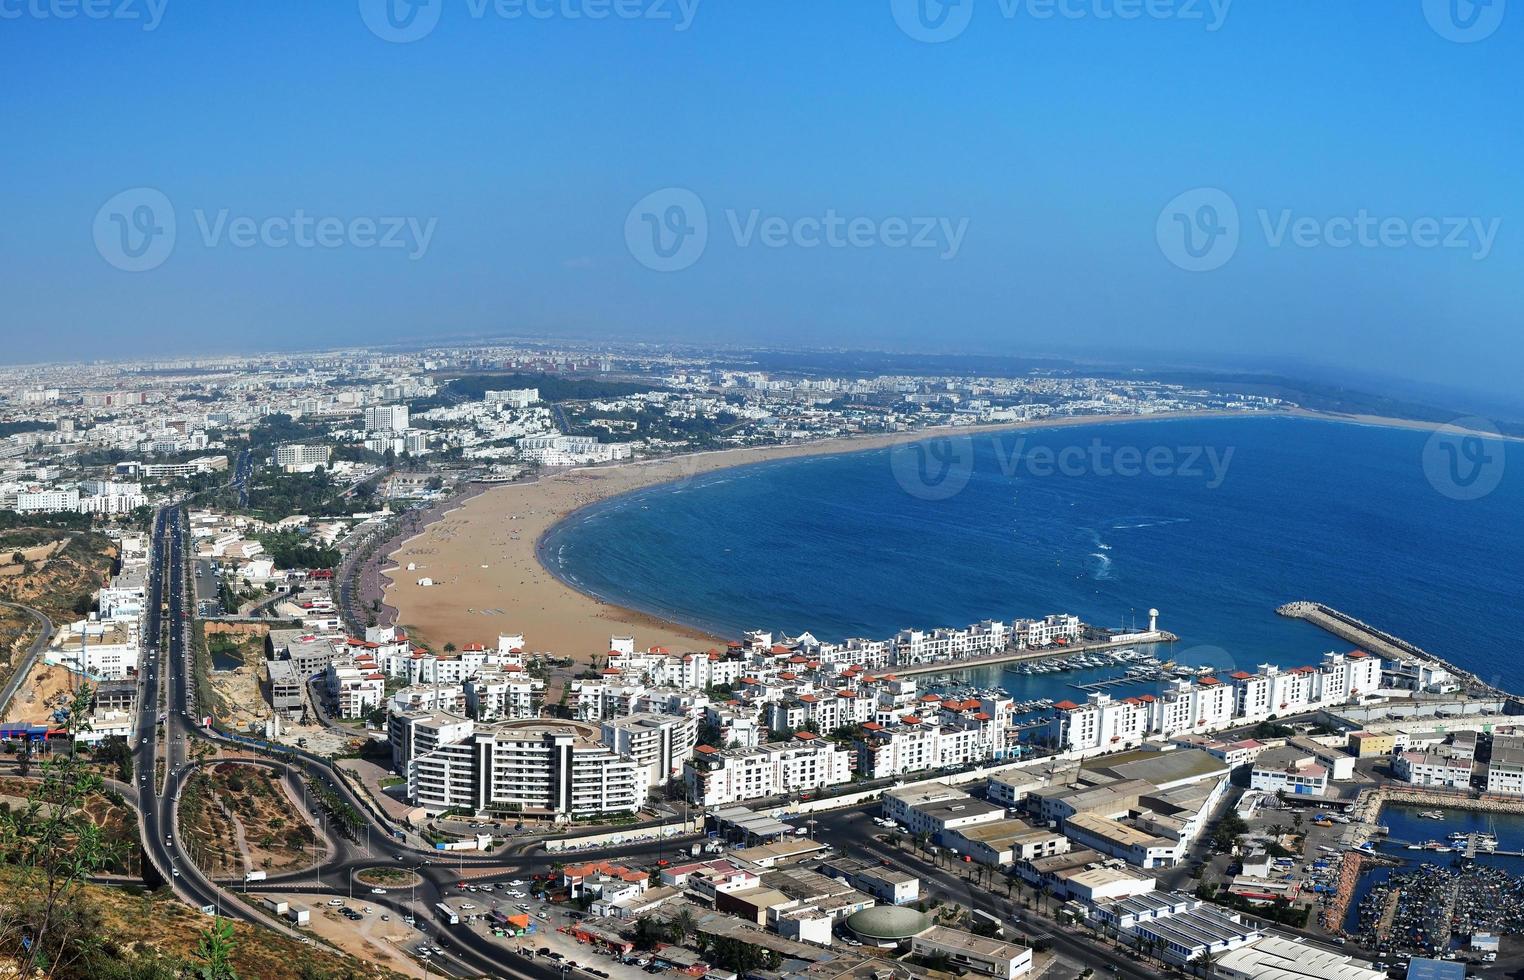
(1276, 600), (1507, 698)
(890, 631), (1177, 678)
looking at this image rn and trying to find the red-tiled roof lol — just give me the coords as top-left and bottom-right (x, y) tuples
(1054, 700), (1080, 711)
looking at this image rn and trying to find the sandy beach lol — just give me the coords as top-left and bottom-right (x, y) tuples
(378, 408), (1476, 664)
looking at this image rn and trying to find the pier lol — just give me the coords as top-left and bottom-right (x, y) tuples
(1276, 600), (1507, 699)
(891, 631), (1177, 679)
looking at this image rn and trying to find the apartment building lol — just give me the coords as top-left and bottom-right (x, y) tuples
(391, 714), (643, 818)
(1050, 651), (1382, 755)
(274, 443), (332, 473)
(325, 655), (386, 719)
(600, 712), (697, 787)
(683, 735), (852, 806)
(463, 669), (543, 721)
(363, 405), (409, 432)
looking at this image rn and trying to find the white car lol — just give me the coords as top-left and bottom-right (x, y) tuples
(327, 899), (344, 907)
(371, 887), (387, 895)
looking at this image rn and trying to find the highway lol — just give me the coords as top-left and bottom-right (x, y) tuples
(136, 505), (700, 978)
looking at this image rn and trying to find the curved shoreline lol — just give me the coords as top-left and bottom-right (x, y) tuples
(381, 408), (1473, 664)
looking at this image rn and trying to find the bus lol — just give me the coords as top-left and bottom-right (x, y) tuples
(435, 903), (459, 926)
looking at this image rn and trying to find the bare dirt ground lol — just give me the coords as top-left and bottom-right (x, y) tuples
(276, 898), (433, 979)
(2, 660), (84, 723)
(205, 622), (273, 731)
(0, 540), (69, 577)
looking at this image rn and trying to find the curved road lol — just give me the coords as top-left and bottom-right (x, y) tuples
(142, 506), (704, 979)
(0, 599), (55, 719)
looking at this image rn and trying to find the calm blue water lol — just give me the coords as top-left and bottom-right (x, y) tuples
(541, 416), (1524, 693)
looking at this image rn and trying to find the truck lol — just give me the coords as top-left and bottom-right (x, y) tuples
(244, 870), (267, 883)
(436, 903), (460, 926)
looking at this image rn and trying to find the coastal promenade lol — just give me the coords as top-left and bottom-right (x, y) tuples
(890, 630), (1177, 678)
(1277, 600), (1509, 699)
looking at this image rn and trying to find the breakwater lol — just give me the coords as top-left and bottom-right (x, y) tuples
(1277, 601), (1508, 699)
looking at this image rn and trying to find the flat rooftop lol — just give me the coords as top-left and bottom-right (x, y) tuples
(915, 925), (1029, 961)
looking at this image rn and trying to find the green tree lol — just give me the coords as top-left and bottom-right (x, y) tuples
(669, 907), (698, 944)
(189, 915), (239, 980)
(0, 685), (123, 978)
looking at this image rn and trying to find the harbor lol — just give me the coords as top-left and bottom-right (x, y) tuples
(889, 631), (1177, 679)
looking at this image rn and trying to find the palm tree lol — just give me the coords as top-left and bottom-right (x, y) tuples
(670, 908), (698, 944)
(1190, 948), (1218, 977)
(1038, 883), (1052, 915)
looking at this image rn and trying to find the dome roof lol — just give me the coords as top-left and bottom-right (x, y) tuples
(845, 906), (932, 941)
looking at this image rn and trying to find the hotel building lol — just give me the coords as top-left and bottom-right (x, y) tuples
(390, 714), (643, 819)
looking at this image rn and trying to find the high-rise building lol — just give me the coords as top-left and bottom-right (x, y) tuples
(364, 405), (410, 432)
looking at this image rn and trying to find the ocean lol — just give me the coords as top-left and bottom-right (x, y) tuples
(540, 415), (1523, 696)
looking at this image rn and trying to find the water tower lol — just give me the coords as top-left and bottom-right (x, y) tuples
(1148, 608), (1159, 632)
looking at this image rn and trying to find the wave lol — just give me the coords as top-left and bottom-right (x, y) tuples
(1110, 516), (1191, 530)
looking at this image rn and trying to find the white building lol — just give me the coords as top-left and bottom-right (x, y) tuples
(683, 735), (852, 807)
(274, 443), (332, 473)
(1248, 747), (1330, 797)
(390, 714), (643, 819)
(1394, 751), (1473, 789)
(1487, 735), (1524, 796)
(601, 712), (697, 788)
(363, 405), (410, 432)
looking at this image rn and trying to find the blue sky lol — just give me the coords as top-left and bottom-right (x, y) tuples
(1, 0), (1520, 402)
